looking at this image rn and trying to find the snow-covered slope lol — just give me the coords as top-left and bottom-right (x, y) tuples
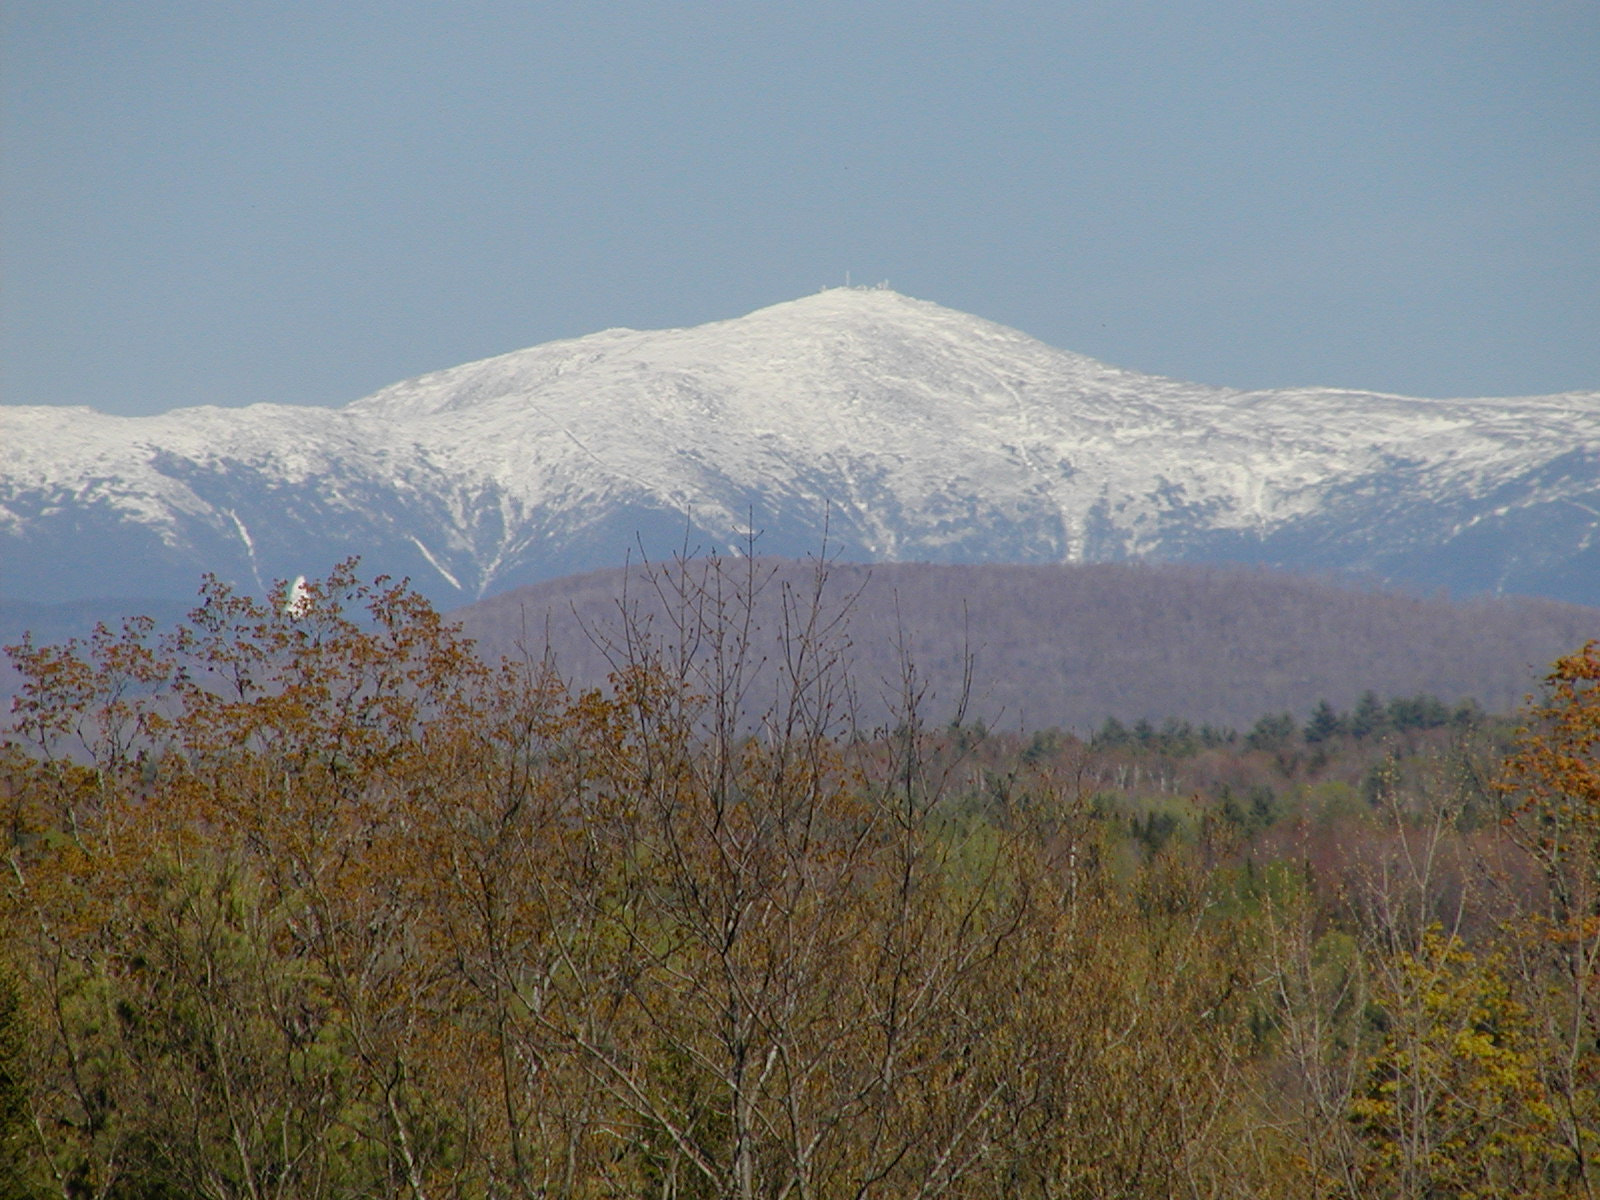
(3, 288), (1597, 606)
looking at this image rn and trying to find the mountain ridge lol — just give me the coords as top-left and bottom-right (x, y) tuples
(6, 558), (1591, 733)
(3, 288), (1596, 606)
(451, 557), (1600, 732)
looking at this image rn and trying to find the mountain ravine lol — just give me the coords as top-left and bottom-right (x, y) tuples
(2, 287), (1596, 607)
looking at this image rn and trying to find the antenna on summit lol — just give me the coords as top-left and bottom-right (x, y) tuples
(845, 270), (851, 288)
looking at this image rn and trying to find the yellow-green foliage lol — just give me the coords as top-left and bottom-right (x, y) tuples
(1350, 926), (1556, 1199)
(2, 566), (1597, 1200)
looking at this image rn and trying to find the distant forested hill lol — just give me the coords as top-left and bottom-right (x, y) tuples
(452, 558), (1599, 732)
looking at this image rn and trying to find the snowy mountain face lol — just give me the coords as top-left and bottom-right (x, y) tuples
(3, 288), (1597, 608)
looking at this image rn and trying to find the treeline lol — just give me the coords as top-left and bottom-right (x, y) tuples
(2, 559), (1598, 1199)
(1091, 689), (1487, 756)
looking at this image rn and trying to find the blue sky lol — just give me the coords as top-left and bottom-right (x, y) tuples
(4, 1), (1597, 416)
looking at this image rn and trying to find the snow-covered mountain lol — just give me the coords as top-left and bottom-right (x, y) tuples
(3, 288), (1597, 607)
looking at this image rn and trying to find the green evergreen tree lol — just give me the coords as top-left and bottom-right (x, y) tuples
(1304, 699), (1346, 744)
(1351, 689), (1387, 739)
(1247, 712), (1297, 752)
(1388, 693), (1451, 731)
(1096, 716), (1130, 747)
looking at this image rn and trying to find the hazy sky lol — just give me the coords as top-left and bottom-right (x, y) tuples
(4, 1), (1597, 417)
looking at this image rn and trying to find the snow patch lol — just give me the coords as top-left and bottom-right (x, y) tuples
(2, 288), (1596, 606)
(407, 535), (463, 592)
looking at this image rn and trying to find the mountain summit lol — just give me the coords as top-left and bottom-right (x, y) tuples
(3, 288), (1597, 606)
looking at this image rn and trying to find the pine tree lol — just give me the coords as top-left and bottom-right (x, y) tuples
(1351, 689), (1387, 739)
(1304, 699), (1345, 744)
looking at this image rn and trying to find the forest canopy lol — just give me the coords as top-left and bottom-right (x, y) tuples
(2, 559), (1598, 1200)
